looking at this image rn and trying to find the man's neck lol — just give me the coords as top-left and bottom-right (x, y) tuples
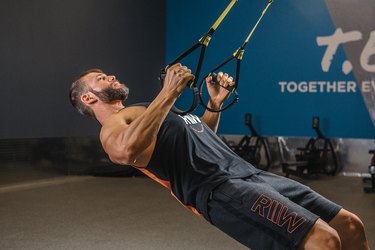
(94, 101), (125, 125)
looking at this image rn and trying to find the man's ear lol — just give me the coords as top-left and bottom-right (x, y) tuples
(81, 92), (98, 105)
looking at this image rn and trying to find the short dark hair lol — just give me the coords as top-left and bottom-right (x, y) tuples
(69, 68), (103, 117)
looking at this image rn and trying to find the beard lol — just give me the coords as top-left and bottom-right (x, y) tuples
(90, 84), (129, 103)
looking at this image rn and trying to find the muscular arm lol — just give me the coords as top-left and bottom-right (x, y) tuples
(200, 72), (234, 133)
(100, 64), (193, 166)
(201, 100), (222, 133)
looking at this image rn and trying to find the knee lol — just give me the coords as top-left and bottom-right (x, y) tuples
(319, 226), (341, 250)
(341, 213), (366, 238)
(300, 220), (341, 250)
(329, 211), (370, 249)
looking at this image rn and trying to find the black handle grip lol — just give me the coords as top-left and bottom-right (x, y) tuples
(159, 70), (195, 89)
(210, 73), (236, 93)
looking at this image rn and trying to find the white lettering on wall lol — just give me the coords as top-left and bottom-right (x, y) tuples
(316, 28), (362, 74)
(316, 28), (375, 74)
(278, 81), (375, 93)
(360, 30), (375, 72)
(278, 29), (375, 94)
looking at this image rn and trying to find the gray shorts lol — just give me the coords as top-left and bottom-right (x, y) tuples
(207, 171), (342, 250)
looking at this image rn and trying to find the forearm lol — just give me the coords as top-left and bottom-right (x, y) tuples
(106, 63), (193, 164)
(123, 89), (176, 159)
(201, 99), (223, 133)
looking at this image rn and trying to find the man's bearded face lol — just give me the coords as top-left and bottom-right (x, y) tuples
(90, 83), (129, 103)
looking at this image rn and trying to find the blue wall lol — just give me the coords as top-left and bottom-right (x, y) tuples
(166, 0), (375, 138)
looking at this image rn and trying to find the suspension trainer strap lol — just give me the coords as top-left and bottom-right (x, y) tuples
(161, 0), (237, 115)
(199, 0), (273, 113)
(165, 0), (237, 69)
(242, 0), (273, 47)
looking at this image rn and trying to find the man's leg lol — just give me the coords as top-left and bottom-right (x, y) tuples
(207, 177), (343, 250)
(329, 208), (370, 250)
(298, 219), (341, 250)
(298, 208), (370, 250)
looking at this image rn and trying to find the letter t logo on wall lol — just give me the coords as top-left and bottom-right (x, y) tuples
(316, 28), (362, 74)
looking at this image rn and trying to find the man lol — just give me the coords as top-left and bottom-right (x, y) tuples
(69, 63), (369, 249)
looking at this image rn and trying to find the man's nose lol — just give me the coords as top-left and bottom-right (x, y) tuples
(108, 75), (116, 82)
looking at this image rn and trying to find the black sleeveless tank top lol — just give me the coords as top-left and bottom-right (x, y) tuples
(133, 103), (260, 218)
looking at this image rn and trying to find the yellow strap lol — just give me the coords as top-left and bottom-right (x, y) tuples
(244, 0), (273, 43)
(211, 0), (238, 31)
(200, 35), (212, 46)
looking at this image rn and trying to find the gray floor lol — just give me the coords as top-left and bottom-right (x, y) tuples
(0, 171), (374, 250)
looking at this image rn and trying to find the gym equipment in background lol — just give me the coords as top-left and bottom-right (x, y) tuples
(363, 149), (375, 193)
(281, 116), (339, 178)
(222, 113), (272, 171)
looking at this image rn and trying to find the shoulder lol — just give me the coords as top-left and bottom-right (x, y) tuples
(100, 105), (147, 138)
(117, 105), (147, 121)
